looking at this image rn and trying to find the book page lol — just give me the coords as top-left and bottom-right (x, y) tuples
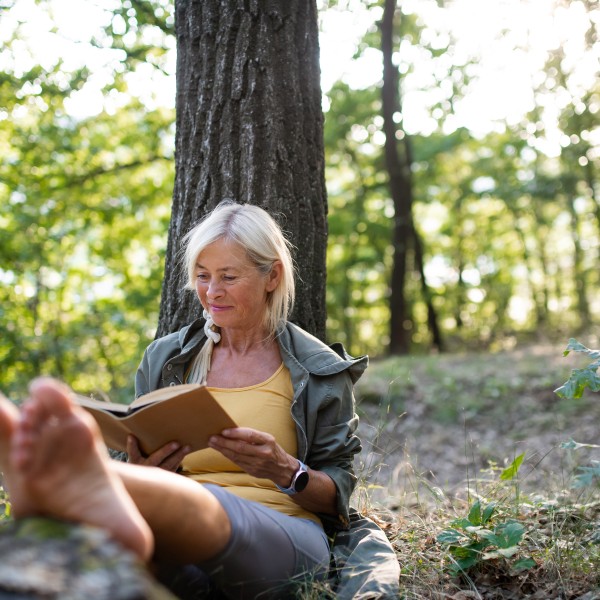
(80, 385), (236, 455)
(129, 383), (204, 410)
(75, 394), (130, 414)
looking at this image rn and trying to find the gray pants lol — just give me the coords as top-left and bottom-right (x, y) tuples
(158, 484), (330, 599)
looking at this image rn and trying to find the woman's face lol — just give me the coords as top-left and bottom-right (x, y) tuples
(194, 238), (281, 333)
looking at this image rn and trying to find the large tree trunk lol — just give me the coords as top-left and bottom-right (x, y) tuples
(157, 1), (328, 340)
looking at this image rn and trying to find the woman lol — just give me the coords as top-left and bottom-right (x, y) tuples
(0, 202), (367, 599)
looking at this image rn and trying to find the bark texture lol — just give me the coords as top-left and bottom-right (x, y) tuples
(0, 518), (174, 600)
(158, 0), (327, 340)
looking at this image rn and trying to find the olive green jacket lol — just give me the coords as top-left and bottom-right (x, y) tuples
(135, 319), (400, 598)
(135, 318), (367, 528)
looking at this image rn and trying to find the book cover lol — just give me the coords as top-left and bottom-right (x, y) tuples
(75, 384), (237, 456)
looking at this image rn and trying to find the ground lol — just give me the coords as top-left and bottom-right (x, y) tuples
(353, 343), (599, 511)
(351, 343), (600, 598)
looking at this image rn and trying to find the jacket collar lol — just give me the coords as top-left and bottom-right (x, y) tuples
(276, 322), (368, 384)
(178, 319), (207, 354)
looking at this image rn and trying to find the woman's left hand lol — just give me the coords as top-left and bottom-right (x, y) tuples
(208, 427), (297, 488)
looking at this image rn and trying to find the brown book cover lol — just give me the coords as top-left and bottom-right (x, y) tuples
(75, 384), (237, 456)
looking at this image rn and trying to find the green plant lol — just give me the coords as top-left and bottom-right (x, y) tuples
(554, 338), (600, 400)
(555, 339), (600, 489)
(437, 499), (536, 576)
(437, 454), (536, 576)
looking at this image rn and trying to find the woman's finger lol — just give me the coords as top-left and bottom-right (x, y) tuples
(159, 445), (192, 472)
(146, 441), (182, 466)
(126, 435), (145, 464)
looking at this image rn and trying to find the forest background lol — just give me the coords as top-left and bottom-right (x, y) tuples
(0, 0), (598, 404)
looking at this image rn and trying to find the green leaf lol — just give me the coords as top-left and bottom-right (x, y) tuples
(572, 462), (600, 488)
(556, 339), (600, 400)
(500, 453), (525, 480)
(492, 522), (525, 548)
(511, 557), (537, 573)
(437, 529), (468, 544)
(476, 528), (498, 542)
(467, 500), (483, 525)
(555, 366), (600, 399)
(564, 338), (600, 359)
(561, 439), (600, 450)
(449, 517), (473, 531)
(450, 554), (481, 574)
(481, 502), (496, 523)
(482, 546), (520, 559)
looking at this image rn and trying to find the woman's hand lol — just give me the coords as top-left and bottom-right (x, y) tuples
(126, 435), (191, 472)
(208, 427), (297, 487)
(209, 427), (338, 515)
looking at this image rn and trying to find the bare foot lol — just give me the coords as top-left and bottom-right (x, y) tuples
(0, 392), (35, 516)
(9, 378), (154, 561)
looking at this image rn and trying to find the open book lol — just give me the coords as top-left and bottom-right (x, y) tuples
(75, 384), (237, 456)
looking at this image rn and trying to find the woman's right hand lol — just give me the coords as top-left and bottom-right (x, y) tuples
(126, 435), (191, 472)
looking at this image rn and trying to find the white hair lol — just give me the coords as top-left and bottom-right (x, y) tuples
(182, 201), (296, 383)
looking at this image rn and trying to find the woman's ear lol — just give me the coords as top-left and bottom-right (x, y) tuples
(266, 261), (283, 292)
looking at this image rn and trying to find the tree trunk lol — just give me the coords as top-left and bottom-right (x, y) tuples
(566, 196), (591, 330)
(412, 224), (444, 352)
(157, 0), (327, 340)
(381, 0), (412, 355)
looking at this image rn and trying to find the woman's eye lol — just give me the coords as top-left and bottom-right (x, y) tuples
(223, 276), (236, 282)
(196, 273), (209, 281)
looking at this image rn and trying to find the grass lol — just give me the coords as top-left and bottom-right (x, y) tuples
(353, 341), (600, 598)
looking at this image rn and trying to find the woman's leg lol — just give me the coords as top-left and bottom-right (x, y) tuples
(111, 461), (232, 563)
(0, 378), (232, 564)
(0, 379), (153, 560)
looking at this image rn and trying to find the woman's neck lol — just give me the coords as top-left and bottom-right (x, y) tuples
(216, 328), (273, 355)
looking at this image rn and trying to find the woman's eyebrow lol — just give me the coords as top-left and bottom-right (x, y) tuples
(195, 262), (239, 272)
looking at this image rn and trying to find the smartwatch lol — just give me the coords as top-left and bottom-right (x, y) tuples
(276, 460), (309, 495)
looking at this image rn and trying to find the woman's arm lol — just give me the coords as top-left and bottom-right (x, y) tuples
(208, 427), (338, 515)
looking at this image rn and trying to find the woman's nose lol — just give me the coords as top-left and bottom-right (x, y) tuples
(206, 280), (222, 298)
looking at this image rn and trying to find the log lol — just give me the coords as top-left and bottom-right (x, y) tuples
(0, 518), (176, 600)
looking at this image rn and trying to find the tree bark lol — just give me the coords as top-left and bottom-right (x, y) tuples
(381, 0), (412, 355)
(157, 0), (328, 340)
(381, 0), (443, 355)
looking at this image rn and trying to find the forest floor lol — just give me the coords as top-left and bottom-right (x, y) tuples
(353, 341), (600, 599)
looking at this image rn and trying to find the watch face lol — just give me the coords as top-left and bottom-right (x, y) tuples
(294, 470), (309, 493)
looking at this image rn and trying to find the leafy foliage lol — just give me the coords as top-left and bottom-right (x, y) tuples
(554, 338), (600, 400)
(554, 339), (600, 489)
(0, 1), (175, 402)
(437, 454), (535, 577)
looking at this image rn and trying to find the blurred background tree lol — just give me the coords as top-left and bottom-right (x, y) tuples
(0, 0), (598, 399)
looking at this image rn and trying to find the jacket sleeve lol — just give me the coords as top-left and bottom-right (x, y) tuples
(306, 371), (362, 528)
(135, 346), (152, 398)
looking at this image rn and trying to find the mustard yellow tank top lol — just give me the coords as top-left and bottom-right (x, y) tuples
(180, 363), (321, 526)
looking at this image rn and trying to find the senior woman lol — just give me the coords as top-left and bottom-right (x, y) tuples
(0, 201), (367, 599)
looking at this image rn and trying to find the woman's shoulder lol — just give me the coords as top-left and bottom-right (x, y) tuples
(278, 322), (368, 381)
(144, 319), (205, 356)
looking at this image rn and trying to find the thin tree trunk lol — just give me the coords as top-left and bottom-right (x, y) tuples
(566, 196), (591, 329)
(381, 0), (413, 355)
(412, 224), (444, 352)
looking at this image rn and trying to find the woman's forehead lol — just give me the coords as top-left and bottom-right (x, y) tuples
(196, 239), (252, 268)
